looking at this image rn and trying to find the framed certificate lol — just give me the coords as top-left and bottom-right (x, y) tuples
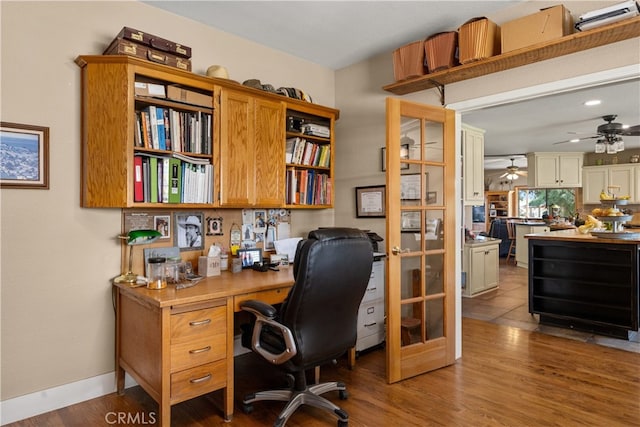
(355, 185), (386, 218)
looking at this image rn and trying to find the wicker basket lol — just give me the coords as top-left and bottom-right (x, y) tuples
(392, 40), (426, 81)
(458, 17), (500, 64)
(424, 31), (458, 73)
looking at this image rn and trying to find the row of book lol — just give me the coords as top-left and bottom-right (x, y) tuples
(285, 169), (332, 205)
(135, 106), (212, 155)
(133, 153), (213, 204)
(285, 137), (331, 168)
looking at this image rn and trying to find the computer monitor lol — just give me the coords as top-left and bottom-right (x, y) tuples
(237, 248), (262, 268)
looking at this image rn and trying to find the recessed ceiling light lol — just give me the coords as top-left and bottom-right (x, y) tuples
(570, 138), (580, 143)
(584, 99), (601, 106)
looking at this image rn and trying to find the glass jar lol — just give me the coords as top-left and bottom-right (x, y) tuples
(165, 257), (182, 285)
(147, 257), (167, 290)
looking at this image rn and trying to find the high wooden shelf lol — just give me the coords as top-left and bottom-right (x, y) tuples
(383, 16), (640, 95)
(75, 55), (338, 209)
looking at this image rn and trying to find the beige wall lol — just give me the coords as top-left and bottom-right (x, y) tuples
(0, 0), (335, 401)
(1, 0), (637, 413)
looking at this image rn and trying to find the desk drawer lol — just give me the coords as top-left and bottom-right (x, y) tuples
(234, 286), (290, 311)
(171, 335), (226, 372)
(171, 306), (226, 344)
(171, 359), (226, 404)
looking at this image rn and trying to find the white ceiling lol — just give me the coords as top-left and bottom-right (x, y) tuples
(143, 1), (640, 171)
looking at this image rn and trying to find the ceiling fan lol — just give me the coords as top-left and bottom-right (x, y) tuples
(553, 114), (640, 146)
(500, 158), (527, 180)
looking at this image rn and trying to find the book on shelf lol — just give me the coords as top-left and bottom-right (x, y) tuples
(168, 157), (182, 203)
(146, 106), (159, 149)
(156, 107), (166, 150)
(161, 157), (170, 203)
(149, 156), (159, 203)
(134, 156), (144, 202)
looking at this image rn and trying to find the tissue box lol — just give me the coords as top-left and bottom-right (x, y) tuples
(199, 256), (220, 277)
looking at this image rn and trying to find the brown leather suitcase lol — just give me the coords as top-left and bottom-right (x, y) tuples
(104, 38), (192, 71)
(115, 27), (192, 58)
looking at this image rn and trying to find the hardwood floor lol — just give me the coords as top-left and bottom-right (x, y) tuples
(7, 316), (640, 426)
(463, 259), (640, 354)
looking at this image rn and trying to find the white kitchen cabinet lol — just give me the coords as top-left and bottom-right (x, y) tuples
(356, 256), (385, 352)
(462, 124), (485, 205)
(582, 164), (636, 204)
(527, 152), (583, 188)
(463, 239), (500, 297)
(515, 223), (550, 268)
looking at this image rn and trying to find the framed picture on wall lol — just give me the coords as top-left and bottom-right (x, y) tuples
(380, 143), (410, 171)
(174, 212), (204, 251)
(0, 122), (49, 189)
(355, 185), (386, 218)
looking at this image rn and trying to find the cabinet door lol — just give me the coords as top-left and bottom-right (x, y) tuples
(534, 155), (560, 187)
(484, 246), (499, 289)
(582, 167), (608, 204)
(558, 154), (582, 187)
(220, 89), (254, 206)
(462, 126), (484, 204)
(254, 98), (285, 206)
(468, 247), (486, 295)
(609, 165), (634, 200)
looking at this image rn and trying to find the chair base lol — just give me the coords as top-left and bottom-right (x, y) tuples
(242, 381), (349, 427)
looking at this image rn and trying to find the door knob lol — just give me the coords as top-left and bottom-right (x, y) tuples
(391, 246), (409, 255)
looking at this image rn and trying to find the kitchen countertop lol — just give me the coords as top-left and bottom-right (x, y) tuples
(465, 237), (501, 247)
(525, 228), (640, 244)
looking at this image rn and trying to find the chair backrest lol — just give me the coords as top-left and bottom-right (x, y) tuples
(506, 220), (516, 240)
(283, 228), (373, 369)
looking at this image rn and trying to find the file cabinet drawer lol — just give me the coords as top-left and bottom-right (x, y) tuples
(357, 300), (385, 338)
(171, 359), (227, 404)
(362, 260), (384, 303)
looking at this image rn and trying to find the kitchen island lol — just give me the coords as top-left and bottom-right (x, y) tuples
(527, 230), (639, 339)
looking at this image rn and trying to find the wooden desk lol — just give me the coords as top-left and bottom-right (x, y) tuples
(113, 268), (294, 426)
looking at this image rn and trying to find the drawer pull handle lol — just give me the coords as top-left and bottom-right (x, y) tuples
(189, 346), (211, 354)
(365, 322), (377, 327)
(190, 373), (212, 384)
(189, 319), (211, 327)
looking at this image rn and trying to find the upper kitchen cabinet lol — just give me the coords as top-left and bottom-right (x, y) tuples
(462, 124), (485, 205)
(527, 152), (583, 188)
(582, 164), (637, 204)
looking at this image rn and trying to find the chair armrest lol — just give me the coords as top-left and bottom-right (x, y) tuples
(240, 299), (278, 319)
(240, 299), (297, 365)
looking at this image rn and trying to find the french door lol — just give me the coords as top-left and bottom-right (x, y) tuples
(385, 98), (456, 383)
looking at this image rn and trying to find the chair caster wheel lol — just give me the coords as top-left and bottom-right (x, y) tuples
(338, 419), (348, 426)
(339, 389), (349, 400)
(242, 403), (253, 414)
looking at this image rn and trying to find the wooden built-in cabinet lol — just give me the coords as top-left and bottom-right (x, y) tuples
(76, 55), (338, 208)
(582, 164), (637, 204)
(219, 87), (285, 207)
(485, 190), (514, 230)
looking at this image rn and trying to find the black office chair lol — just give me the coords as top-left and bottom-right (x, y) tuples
(240, 228), (373, 427)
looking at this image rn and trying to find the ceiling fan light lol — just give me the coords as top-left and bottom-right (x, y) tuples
(506, 173), (518, 180)
(594, 141), (606, 153)
(616, 139), (624, 152)
(606, 142), (618, 154)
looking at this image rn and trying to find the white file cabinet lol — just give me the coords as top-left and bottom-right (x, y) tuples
(356, 255), (386, 352)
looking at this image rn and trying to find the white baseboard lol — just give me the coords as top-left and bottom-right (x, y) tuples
(0, 373), (137, 425)
(1, 338), (249, 425)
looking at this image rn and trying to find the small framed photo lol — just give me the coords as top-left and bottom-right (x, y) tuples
(206, 216), (223, 236)
(254, 209), (267, 232)
(355, 185), (386, 218)
(154, 215), (171, 239)
(1, 122), (49, 189)
(174, 212), (204, 251)
(426, 191), (437, 205)
(381, 143), (410, 171)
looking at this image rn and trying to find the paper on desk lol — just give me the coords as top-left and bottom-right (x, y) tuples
(273, 237), (302, 264)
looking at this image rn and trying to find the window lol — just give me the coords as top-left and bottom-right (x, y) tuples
(517, 188), (576, 219)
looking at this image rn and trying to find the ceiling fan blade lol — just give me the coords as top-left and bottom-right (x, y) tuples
(622, 125), (640, 136)
(517, 170), (528, 176)
(499, 172), (508, 178)
(553, 135), (600, 145)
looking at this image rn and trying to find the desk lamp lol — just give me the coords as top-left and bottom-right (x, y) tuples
(114, 229), (162, 284)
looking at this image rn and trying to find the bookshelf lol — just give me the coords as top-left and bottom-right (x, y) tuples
(76, 55), (215, 208)
(284, 107), (335, 208)
(76, 55), (339, 209)
(485, 190), (514, 229)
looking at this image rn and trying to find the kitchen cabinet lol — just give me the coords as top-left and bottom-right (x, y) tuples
(485, 191), (514, 230)
(463, 239), (500, 297)
(582, 164), (636, 204)
(527, 152), (583, 188)
(515, 223), (549, 268)
(462, 124), (485, 205)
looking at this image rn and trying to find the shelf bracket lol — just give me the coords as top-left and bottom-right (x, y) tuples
(427, 80), (445, 106)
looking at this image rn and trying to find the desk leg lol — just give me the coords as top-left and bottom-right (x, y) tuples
(347, 348), (356, 369)
(114, 287), (125, 395)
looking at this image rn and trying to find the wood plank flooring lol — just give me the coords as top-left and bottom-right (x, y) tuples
(7, 317), (640, 426)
